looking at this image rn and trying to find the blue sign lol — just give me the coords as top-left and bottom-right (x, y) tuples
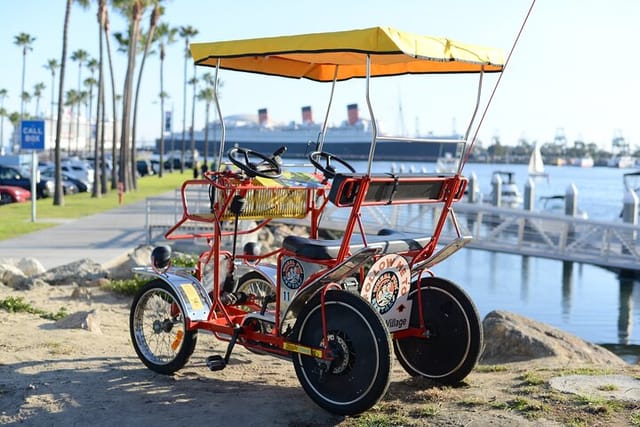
(21, 120), (45, 150)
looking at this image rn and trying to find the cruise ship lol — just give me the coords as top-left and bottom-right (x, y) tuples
(160, 104), (462, 162)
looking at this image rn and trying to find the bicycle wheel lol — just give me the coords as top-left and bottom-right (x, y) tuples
(393, 276), (482, 385)
(236, 271), (275, 309)
(292, 290), (391, 415)
(130, 279), (198, 374)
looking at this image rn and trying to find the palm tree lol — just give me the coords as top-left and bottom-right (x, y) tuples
(155, 21), (178, 177)
(84, 77), (97, 154)
(92, 11), (104, 198)
(33, 82), (46, 117)
(100, 0), (118, 192)
(112, 0), (150, 192)
(14, 32), (36, 148)
(44, 59), (59, 151)
(179, 25), (198, 174)
(21, 92), (32, 118)
(65, 89), (81, 153)
(131, 2), (162, 189)
(8, 112), (22, 149)
(0, 88), (8, 154)
(53, 1), (75, 206)
(71, 49), (89, 155)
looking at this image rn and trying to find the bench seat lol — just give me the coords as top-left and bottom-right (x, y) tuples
(282, 229), (431, 260)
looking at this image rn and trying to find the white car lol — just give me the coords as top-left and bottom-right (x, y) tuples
(60, 161), (94, 189)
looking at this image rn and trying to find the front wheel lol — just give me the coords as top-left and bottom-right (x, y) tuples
(291, 290), (392, 416)
(393, 276), (482, 385)
(129, 279), (198, 374)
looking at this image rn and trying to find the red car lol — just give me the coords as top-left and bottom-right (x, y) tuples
(0, 185), (32, 205)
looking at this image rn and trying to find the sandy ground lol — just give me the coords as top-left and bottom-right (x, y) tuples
(1, 283), (639, 427)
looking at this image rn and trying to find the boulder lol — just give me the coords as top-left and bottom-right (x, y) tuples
(480, 310), (626, 366)
(0, 257), (46, 277)
(54, 309), (102, 333)
(0, 264), (28, 288)
(16, 258), (46, 276)
(107, 245), (153, 280)
(36, 259), (108, 286)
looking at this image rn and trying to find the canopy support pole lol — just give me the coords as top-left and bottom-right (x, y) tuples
(317, 66), (339, 153)
(213, 59), (225, 169)
(364, 55), (376, 176)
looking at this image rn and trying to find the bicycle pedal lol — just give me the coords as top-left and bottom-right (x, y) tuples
(206, 355), (226, 371)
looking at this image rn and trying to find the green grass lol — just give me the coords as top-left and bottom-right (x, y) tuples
(0, 172), (187, 241)
(0, 296), (68, 320)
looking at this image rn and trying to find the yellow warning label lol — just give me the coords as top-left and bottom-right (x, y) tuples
(180, 283), (203, 311)
(283, 342), (323, 358)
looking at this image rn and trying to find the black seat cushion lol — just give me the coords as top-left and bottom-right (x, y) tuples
(282, 229), (431, 260)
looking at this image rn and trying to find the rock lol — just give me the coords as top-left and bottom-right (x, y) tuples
(108, 245), (153, 280)
(0, 257), (45, 276)
(71, 287), (92, 301)
(14, 277), (50, 291)
(53, 309), (102, 333)
(36, 259), (109, 286)
(16, 258), (46, 276)
(480, 310), (626, 366)
(0, 264), (27, 288)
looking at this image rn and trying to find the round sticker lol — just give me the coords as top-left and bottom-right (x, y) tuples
(362, 254), (410, 314)
(281, 258), (304, 289)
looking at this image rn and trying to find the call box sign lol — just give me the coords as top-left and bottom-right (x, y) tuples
(21, 120), (45, 150)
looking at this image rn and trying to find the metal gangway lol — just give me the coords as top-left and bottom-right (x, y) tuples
(145, 190), (640, 273)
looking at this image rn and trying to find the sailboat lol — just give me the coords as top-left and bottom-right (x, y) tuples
(528, 142), (549, 179)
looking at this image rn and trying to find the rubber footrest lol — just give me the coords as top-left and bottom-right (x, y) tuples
(206, 355), (226, 371)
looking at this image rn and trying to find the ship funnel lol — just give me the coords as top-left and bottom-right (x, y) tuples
(302, 106), (313, 123)
(347, 103), (359, 125)
(258, 108), (268, 126)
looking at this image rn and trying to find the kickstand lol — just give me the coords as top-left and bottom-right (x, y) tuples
(206, 325), (242, 371)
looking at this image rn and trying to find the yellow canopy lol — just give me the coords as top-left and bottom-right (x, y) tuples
(190, 26), (504, 81)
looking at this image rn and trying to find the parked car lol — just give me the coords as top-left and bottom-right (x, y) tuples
(0, 185), (31, 205)
(136, 159), (154, 177)
(60, 161), (95, 189)
(40, 169), (83, 194)
(0, 165), (54, 198)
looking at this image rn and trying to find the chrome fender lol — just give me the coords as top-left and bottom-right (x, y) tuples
(132, 267), (212, 321)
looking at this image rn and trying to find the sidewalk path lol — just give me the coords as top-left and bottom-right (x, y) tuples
(0, 197), (155, 270)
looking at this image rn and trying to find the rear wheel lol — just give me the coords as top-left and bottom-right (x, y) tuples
(129, 279), (198, 374)
(292, 290), (391, 415)
(393, 276), (482, 385)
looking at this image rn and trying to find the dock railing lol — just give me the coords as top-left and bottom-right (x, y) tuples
(145, 190), (640, 272)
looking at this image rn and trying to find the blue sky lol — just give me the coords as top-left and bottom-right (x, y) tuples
(0, 0), (638, 151)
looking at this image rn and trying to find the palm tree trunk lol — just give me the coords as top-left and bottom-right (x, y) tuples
(54, 0), (72, 206)
(159, 52), (165, 178)
(103, 9), (117, 192)
(119, 3), (142, 192)
(92, 3), (104, 198)
(131, 5), (159, 189)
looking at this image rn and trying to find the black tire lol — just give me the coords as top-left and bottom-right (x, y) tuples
(129, 279), (198, 374)
(292, 290), (391, 415)
(235, 271), (275, 309)
(393, 276), (482, 385)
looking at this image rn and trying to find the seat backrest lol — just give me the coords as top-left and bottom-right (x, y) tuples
(328, 173), (466, 207)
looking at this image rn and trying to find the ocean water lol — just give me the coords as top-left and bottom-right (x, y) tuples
(307, 159), (640, 360)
